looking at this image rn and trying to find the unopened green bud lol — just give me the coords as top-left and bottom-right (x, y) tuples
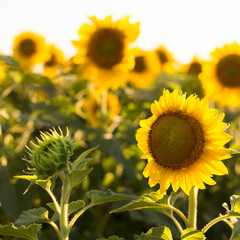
(25, 127), (75, 178)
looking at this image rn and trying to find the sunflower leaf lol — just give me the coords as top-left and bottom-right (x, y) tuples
(72, 146), (98, 170)
(180, 228), (206, 239)
(97, 236), (125, 240)
(230, 218), (240, 240)
(134, 226), (173, 240)
(223, 195), (240, 216)
(0, 223), (41, 240)
(111, 192), (177, 216)
(88, 189), (139, 207)
(67, 168), (93, 189)
(15, 207), (49, 226)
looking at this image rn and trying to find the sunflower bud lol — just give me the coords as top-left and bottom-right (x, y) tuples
(25, 127), (75, 178)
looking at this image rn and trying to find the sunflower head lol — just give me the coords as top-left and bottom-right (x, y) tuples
(73, 15), (140, 90)
(44, 45), (65, 78)
(136, 89), (232, 195)
(128, 48), (159, 88)
(199, 42), (240, 107)
(25, 127), (75, 178)
(155, 45), (175, 73)
(13, 32), (48, 68)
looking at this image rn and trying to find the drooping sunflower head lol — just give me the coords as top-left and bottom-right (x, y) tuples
(44, 44), (65, 78)
(128, 48), (159, 88)
(136, 89), (232, 195)
(154, 45), (175, 73)
(199, 42), (240, 107)
(13, 32), (48, 68)
(73, 16), (140, 90)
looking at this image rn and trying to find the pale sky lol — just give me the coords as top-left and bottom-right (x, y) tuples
(1, 0), (240, 63)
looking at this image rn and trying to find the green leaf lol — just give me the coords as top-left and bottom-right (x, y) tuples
(230, 195), (240, 213)
(111, 192), (177, 216)
(15, 208), (49, 226)
(97, 236), (125, 240)
(180, 228), (206, 240)
(69, 200), (86, 216)
(68, 168), (93, 189)
(230, 218), (240, 240)
(47, 200), (85, 221)
(88, 189), (138, 207)
(0, 223), (41, 240)
(134, 226), (172, 240)
(72, 146), (98, 170)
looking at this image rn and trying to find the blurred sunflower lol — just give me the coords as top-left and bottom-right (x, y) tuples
(182, 56), (203, 76)
(136, 89), (231, 195)
(72, 16), (140, 90)
(13, 32), (48, 68)
(128, 48), (159, 88)
(155, 45), (175, 73)
(81, 91), (121, 127)
(200, 42), (240, 107)
(44, 45), (65, 78)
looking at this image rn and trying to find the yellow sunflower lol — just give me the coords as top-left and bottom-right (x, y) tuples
(44, 45), (65, 78)
(81, 91), (121, 127)
(199, 42), (240, 107)
(155, 45), (175, 73)
(13, 32), (48, 68)
(72, 16), (140, 90)
(128, 48), (159, 88)
(136, 89), (232, 195)
(182, 56), (203, 76)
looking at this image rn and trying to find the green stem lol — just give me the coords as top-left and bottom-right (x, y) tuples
(59, 177), (71, 240)
(48, 221), (62, 239)
(168, 205), (189, 228)
(45, 187), (61, 214)
(167, 214), (183, 234)
(188, 186), (198, 229)
(201, 214), (236, 233)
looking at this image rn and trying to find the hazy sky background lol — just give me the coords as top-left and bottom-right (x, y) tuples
(1, 0), (240, 63)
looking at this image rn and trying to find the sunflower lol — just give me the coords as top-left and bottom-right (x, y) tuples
(155, 45), (175, 73)
(72, 16), (140, 90)
(128, 48), (159, 88)
(136, 89), (232, 195)
(44, 45), (65, 78)
(13, 32), (48, 68)
(81, 91), (121, 127)
(182, 56), (203, 76)
(199, 42), (240, 107)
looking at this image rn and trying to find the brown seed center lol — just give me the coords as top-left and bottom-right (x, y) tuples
(19, 38), (37, 57)
(133, 56), (146, 73)
(216, 54), (240, 87)
(148, 110), (205, 170)
(188, 61), (202, 76)
(45, 54), (57, 67)
(87, 28), (125, 69)
(156, 50), (168, 64)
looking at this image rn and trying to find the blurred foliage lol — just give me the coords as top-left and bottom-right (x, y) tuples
(0, 52), (238, 240)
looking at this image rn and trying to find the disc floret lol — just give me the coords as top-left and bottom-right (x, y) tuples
(25, 127), (75, 178)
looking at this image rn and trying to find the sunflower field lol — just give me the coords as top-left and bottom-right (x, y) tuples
(0, 14), (240, 240)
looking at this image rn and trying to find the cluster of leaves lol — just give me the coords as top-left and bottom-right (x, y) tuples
(0, 52), (239, 240)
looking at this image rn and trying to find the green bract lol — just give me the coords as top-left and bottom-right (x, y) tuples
(25, 127), (75, 178)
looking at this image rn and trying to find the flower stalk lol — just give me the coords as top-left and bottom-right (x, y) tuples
(188, 186), (198, 229)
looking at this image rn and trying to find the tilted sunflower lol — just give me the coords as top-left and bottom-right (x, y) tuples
(199, 42), (240, 107)
(13, 32), (48, 68)
(154, 45), (176, 73)
(44, 44), (65, 78)
(136, 89), (232, 195)
(72, 16), (140, 90)
(128, 48), (159, 88)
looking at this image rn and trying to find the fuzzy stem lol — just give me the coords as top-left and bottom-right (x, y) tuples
(59, 177), (71, 240)
(167, 214), (183, 234)
(45, 188), (61, 214)
(188, 186), (198, 229)
(201, 214), (237, 233)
